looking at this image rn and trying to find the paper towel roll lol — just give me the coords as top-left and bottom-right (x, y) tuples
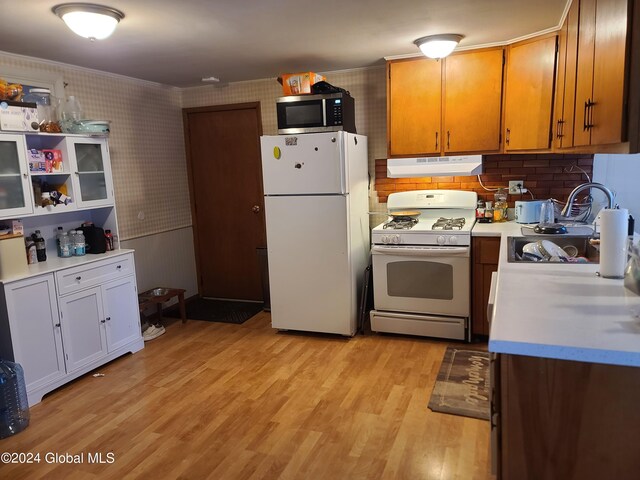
(598, 208), (629, 278)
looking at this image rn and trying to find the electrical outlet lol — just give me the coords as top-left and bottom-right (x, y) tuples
(509, 180), (524, 194)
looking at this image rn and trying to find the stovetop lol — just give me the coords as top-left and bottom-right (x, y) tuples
(372, 190), (478, 246)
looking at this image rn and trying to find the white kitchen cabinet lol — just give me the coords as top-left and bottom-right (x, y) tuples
(0, 253), (143, 405)
(58, 285), (107, 373)
(0, 129), (142, 406)
(0, 274), (66, 392)
(66, 137), (114, 208)
(0, 134), (34, 218)
(103, 276), (139, 352)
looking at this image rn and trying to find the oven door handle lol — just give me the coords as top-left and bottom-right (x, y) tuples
(371, 245), (470, 257)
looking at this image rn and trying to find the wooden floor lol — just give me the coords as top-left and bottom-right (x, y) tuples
(0, 313), (492, 479)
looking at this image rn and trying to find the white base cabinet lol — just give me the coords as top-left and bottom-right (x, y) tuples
(0, 252), (143, 406)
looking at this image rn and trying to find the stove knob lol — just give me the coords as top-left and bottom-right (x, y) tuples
(448, 236), (458, 245)
(381, 235), (389, 244)
(437, 235), (446, 245)
(392, 235), (400, 244)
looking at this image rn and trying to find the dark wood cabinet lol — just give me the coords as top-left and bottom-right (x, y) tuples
(471, 236), (500, 337)
(495, 353), (640, 479)
(554, 0), (579, 148)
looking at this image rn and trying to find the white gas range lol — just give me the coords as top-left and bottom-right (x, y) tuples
(370, 190), (478, 340)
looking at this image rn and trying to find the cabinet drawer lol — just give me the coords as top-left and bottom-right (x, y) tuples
(55, 255), (133, 296)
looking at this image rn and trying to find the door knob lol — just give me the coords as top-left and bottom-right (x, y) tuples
(252, 205), (260, 213)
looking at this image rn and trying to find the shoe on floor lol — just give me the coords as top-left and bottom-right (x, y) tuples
(143, 324), (166, 341)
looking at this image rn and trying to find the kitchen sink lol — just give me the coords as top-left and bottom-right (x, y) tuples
(507, 236), (600, 263)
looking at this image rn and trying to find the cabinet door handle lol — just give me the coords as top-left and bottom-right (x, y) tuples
(557, 119), (565, 138)
(116, 265), (122, 270)
(100, 319), (106, 323)
(105, 316), (111, 321)
(23, 173), (28, 178)
(435, 131), (438, 150)
(446, 131), (450, 149)
(75, 276), (82, 281)
(587, 100), (595, 130)
(583, 101), (589, 131)
(55, 323), (61, 328)
(505, 128), (510, 146)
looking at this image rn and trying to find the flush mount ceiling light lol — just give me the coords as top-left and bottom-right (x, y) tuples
(53, 3), (125, 41)
(414, 34), (464, 59)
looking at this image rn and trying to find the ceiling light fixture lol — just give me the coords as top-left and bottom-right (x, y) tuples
(414, 34), (464, 59)
(53, 3), (125, 41)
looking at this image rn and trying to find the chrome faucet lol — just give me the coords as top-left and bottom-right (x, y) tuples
(561, 182), (616, 217)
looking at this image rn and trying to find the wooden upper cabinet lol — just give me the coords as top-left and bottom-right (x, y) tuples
(444, 48), (504, 153)
(554, 0), (579, 148)
(388, 59), (441, 156)
(387, 48), (504, 157)
(574, 0), (628, 147)
(503, 35), (558, 151)
(591, 0), (628, 145)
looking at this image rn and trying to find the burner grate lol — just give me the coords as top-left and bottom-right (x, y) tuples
(383, 217), (418, 230)
(432, 217), (466, 230)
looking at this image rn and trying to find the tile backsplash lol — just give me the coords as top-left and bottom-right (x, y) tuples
(375, 154), (594, 205)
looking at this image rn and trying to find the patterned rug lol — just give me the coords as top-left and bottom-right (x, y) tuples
(428, 346), (490, 420)
(165, 298), (263, 324)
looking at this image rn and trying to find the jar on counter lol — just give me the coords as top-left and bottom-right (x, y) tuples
(484, 201), (494, 223)
(23, 88), (61, 133)
(493, 188), (508, 222)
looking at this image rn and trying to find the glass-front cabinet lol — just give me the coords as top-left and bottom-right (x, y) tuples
(67, 137), (113, 208)
(0, 134), (34, 217)
(0, 132), (113, 220)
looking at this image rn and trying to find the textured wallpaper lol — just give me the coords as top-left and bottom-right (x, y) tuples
(1, 53), (190, 240)
(2, 53), (389, 240)
(181, 67), (389, 215)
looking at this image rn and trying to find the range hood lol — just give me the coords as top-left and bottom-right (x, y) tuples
(387, 155), (483, 178)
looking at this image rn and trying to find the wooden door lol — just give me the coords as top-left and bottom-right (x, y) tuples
(388, 59), (441, 156)
(554, 0), (579, 148)
(444, 48), (503, 153)
(591, 0), (628, 145)
(183, 103), (266, 300)
(574, 0), (597, 147)
(504, 35), (557, 151)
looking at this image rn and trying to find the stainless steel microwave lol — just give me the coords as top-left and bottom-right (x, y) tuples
(276, 92), (356, 135)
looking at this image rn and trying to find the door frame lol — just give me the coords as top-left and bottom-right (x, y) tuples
(182, 102), (264, 297)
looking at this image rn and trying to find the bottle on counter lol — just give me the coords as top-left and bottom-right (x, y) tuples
(75, 230), (86, 256)
(68, 230), (77, 256)
(104, 229), (114, 251)
(25, 238), (38, 265)
(56, 226), (64, 256)
(59, 232), (72, 258)
(493, 188), (508, 223)
(475, 199), (485, 220)
(484, 201), (494, 223)
(33, 230), (46, 262)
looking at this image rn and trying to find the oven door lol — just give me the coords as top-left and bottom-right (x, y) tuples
(371, 245), (470, 317)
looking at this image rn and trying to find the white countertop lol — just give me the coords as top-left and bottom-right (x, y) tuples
(0, 249), (135, 284)
(472, 221), (640, 367)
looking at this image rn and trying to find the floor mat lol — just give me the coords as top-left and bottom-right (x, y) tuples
(427, 346), (490, 420)
(165, 298), (263, 324)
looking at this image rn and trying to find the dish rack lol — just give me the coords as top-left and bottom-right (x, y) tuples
(552, 197), (592, 223)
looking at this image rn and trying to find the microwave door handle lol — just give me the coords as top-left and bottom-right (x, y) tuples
(322, 98), (327, 127)
(372, 246), (469, 256)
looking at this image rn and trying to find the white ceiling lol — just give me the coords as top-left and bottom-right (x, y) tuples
(0, 1), (568, 88)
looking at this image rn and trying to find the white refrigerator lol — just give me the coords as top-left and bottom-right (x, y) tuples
(261, 131), (369, 336)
